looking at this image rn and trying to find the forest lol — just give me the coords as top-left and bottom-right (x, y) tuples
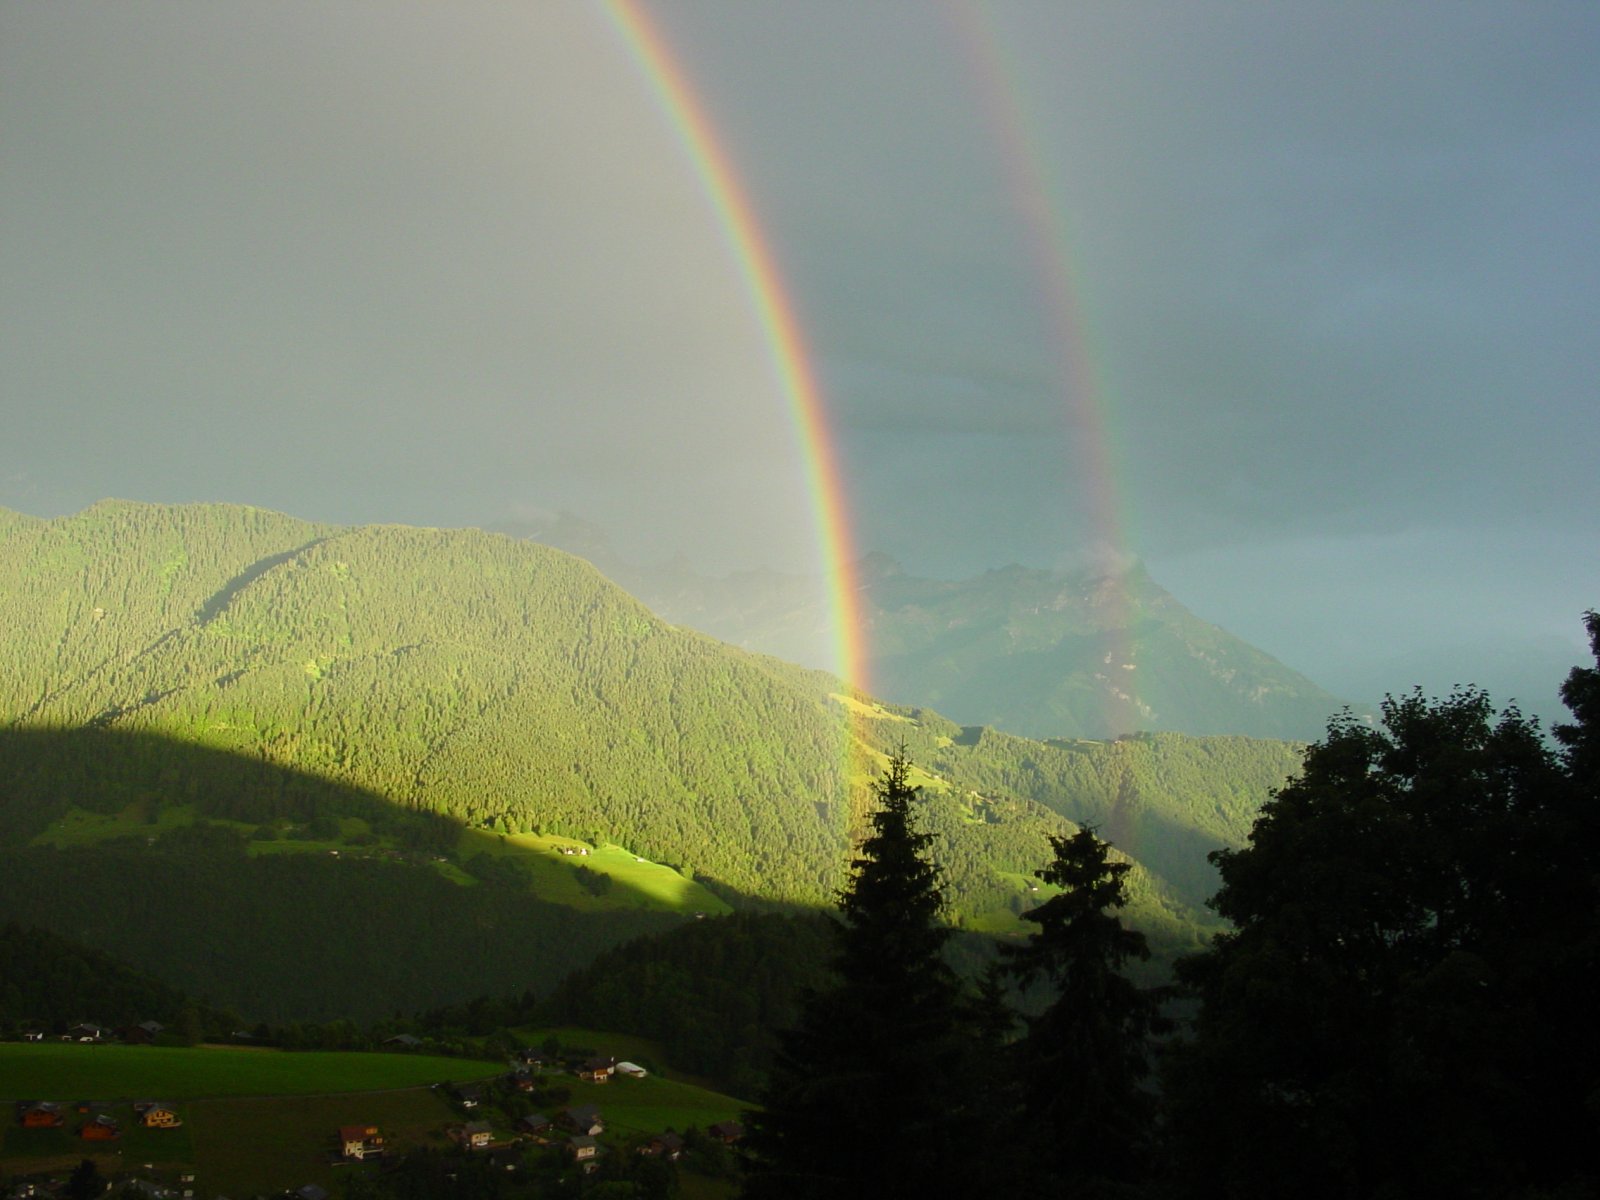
(0, 500), (1308, 1016)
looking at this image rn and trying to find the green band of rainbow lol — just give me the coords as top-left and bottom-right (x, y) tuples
(600, 0), (868, 697)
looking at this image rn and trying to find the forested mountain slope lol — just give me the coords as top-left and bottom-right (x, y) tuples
(0, 501), (1310, 1015)
(0, 500), (849, 901)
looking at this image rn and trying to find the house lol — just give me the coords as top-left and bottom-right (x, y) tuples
(79, 1114), (120, 1141)
(614, 1061), (647, 1078)
(458, 1121), (493, 1150)
(451, 1083), (485, 1109)
(66, 1023), (108, 1042)
(708, 1120), (745, 1144)
(21, 1030), (44, 1042)
(557, 1105), (604, 1137)
(505, 1069), (535, 1093)
(383, 1034), (421, 1049)
(20, 1107), (65, 1132)
(338, 1124), (385, 1159)
(516, 1113), (552, 1138)
(639, 1132), (684, 1161)
(140, 1103), (183, 1129)
(577, 1056), (614, 1083)
(20, 1102), (65, 1128)
(123, 1021), (165, 1045)
(567, 1135), (599, 1172)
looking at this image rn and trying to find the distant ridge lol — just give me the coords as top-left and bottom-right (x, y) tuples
(516, 525), (1347, 741)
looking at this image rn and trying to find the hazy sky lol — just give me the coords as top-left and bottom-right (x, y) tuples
(3, 1), (1596, 718)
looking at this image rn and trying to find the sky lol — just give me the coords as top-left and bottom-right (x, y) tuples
(3, 1), (1597, 721)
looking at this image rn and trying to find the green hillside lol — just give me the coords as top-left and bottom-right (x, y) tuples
(0, 501), (1311, 1018)
(0, 500), (850, 903)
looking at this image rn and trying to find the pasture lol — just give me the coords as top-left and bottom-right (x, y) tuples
(0, 1042), (501, 1100)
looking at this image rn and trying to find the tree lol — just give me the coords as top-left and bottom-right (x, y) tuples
(1165, 680), (1590, 1199)
(1002, 827), (1167, 1196)
(740, 753), (983, 1199)
(66, 1158), (103, 1200)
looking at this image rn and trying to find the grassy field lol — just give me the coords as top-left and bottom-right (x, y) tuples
(0, 1043), (503, 1101)
(457, 828), (732, 915)
(0, 1041), (748, 1197)
(31, 803), (731, 916)
(187, 1084), (457, 1196)
(577, 1074), (746, 1139)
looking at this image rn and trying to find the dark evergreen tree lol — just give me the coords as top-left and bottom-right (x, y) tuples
(66, 1158), (103, 1200)
(740, 753), (984, 1199)
(1165, 674), (1593, 1199)
(1002, 827), (1167, 1197)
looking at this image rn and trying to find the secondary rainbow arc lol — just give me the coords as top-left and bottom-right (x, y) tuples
(599, 0), (869, 699)
(946, 1), (1141, 737)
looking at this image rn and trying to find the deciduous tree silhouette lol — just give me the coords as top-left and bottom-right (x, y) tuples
(1166, 651), (1600, 1198)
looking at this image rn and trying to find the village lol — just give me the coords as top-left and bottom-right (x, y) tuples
(3, 1026), (744, 1199)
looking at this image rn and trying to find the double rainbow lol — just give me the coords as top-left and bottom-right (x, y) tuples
(599, 2), (1139, 736)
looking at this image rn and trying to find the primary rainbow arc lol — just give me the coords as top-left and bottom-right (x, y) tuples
(599, 0), (869, 698)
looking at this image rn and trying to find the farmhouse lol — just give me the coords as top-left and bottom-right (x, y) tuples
(123, 1021), (165, 1044)
(138, 1102), (183, 1129)
(505, 1068), (535, 1093)
(458, 1121), (494, 1150)
(79, 1114), (120, 1141)
(639, 1132), (684, 1161)
(568, 1135), (599, 1172)
(576, 1056), (614, 1083)
(557, 1105), (604, 1137)
(339, 1124), (385, 1159)
(20, 1102), (65, 1128)
(709, 1120), (745, 1144)
(516, 1113), (552, 1139)
(451, 1082), (485, 1109)
(66, 1023), (108, 1042)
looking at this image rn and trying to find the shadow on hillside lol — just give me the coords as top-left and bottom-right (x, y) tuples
(0, 726), (749, 1023)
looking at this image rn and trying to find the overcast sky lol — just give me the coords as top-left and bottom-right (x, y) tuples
(3, 1), (1596, 720)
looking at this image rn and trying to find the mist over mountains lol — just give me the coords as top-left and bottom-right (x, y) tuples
(493, 511), (1349, 742)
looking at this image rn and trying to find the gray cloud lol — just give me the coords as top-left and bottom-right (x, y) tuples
(3, 0), (1595, 704)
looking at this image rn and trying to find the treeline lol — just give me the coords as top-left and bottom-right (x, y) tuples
(744, 616), (1600, 1199)
(542, 912), (836, 1094)
(0, 922), (226, 1036)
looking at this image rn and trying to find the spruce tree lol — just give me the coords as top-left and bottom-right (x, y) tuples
(1003, 827), (1167, 1197)
(741, 752), (981, 1199)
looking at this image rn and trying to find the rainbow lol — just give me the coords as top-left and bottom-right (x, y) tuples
(944, 2), (1142, 738)
(598, 0), (869, 698)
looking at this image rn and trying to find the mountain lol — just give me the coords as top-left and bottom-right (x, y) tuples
(552, 539), (1347, 742)
(0, 501), (1308, 1017)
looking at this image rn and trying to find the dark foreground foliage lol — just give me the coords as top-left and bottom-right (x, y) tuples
(1163, 612), (1600, 1199)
